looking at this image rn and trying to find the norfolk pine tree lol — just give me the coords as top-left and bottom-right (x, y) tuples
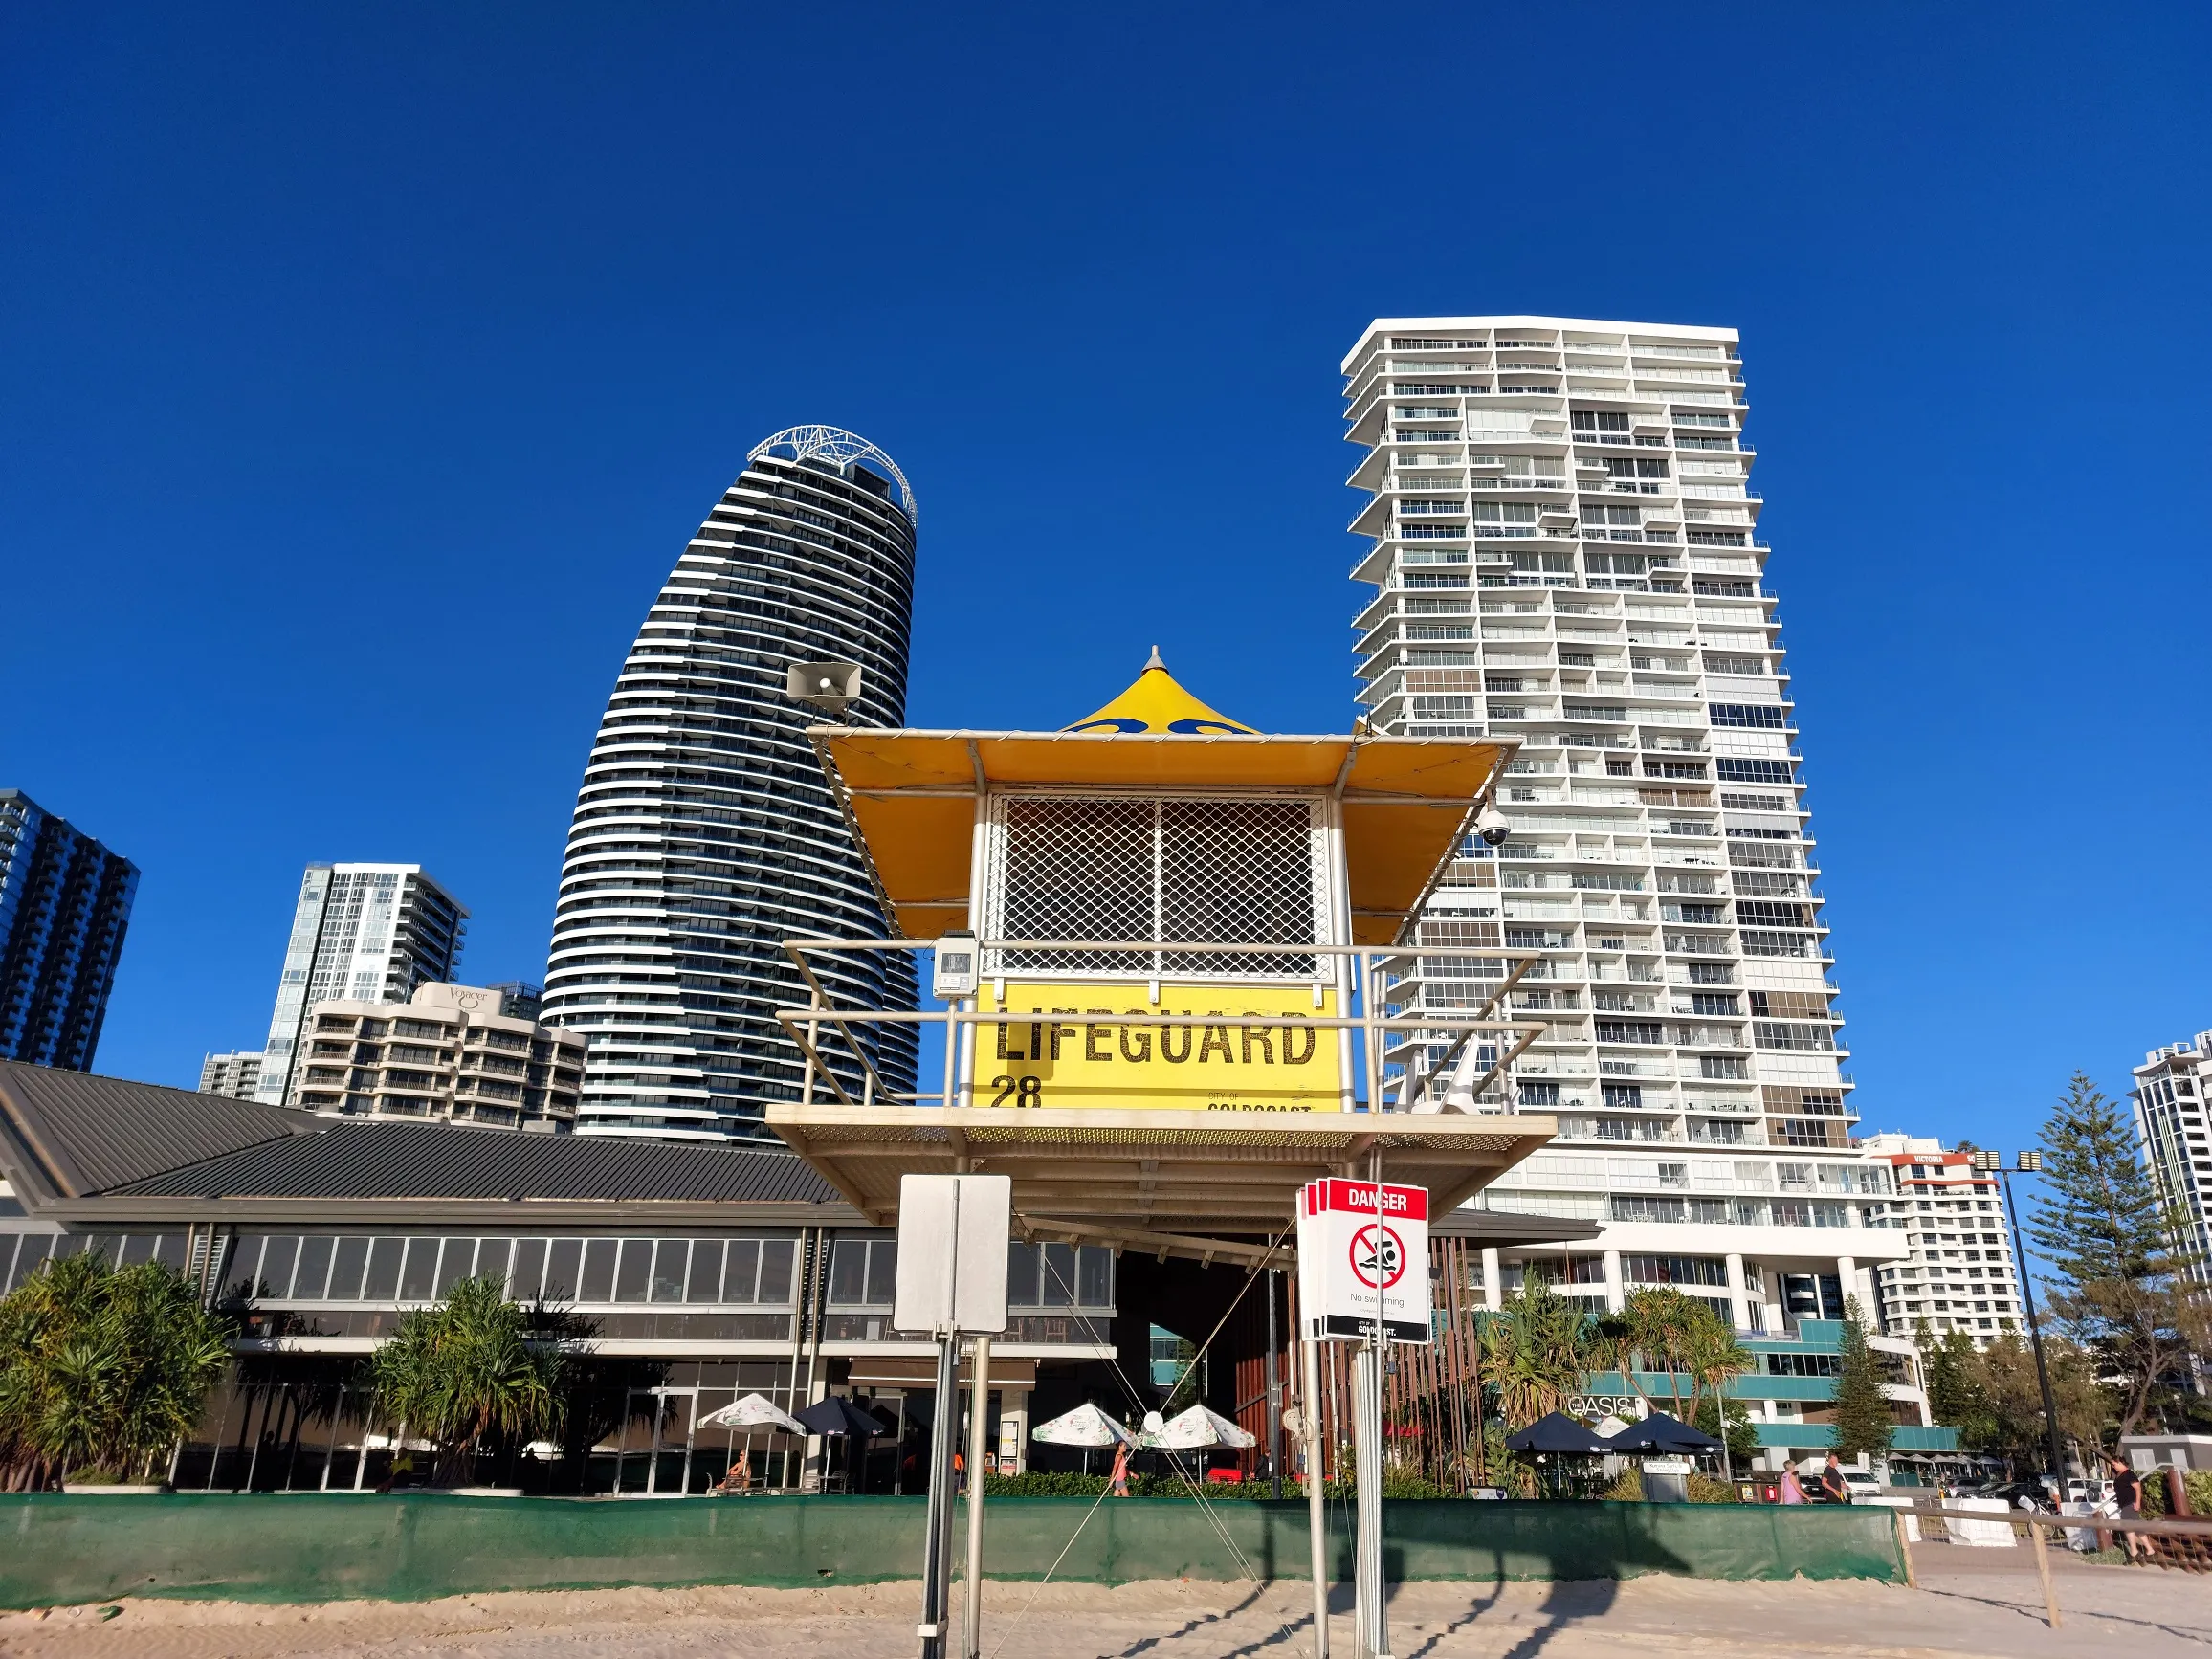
(2030, 1072), (2193, 1436)
(1832, 1297), (1894, 1465)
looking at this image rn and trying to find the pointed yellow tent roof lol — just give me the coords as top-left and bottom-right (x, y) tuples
(806, 652), (1517, 945)
(1063, 647), (1256, 736)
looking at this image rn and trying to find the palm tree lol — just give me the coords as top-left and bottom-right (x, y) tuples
(369, 1274), (572, 1486)
(1590, 1287), (1752, 1478)
(1480, 1281), (1591, 1429)
(1596, 1287), (1701, 1419)
(0, 1250), (232, 1487)
(1681, 1313), (1753, 1480)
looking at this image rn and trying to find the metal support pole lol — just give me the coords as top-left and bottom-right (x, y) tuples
(1357, 1151), (1390, 1659)
(919, 1332), (961, 1659)
(940, 1001), (960, 1110)
(1302, 1335), (1330, 1659)
(1352, 1347), (1389, 1659)
(962, 1336), (991, 1659)
(1268, 1270), (1283, 1501)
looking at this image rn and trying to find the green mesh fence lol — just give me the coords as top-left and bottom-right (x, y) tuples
(0, 1494), (1905, 1608)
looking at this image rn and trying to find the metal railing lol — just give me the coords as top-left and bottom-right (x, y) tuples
(771, 937), (1550, 1117)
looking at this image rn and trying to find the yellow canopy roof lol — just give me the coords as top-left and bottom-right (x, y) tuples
(1064, 646), (1257, 736)
(809, 655), (1515, 946)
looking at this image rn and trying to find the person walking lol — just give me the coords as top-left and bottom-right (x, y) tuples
(1108, 1439), (1132, 1497)
(2108, 1453), (2149, 1562)
(1819, 1453), (1851, 1504)
(1779, 1466), (1806, 1505)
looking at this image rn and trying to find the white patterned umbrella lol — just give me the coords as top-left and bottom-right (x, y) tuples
(1150, 1404), (1257, 1449)
(1030, 1403), (1142, 1449)
(696, 1392), (807, 1435)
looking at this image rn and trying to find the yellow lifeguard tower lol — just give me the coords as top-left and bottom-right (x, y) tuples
(765, 653), (1556, 1258)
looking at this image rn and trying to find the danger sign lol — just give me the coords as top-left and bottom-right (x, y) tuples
(1296, 1178), (1430, 1344)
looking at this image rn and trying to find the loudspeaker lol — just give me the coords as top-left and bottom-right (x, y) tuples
(786, 660), (864, 717)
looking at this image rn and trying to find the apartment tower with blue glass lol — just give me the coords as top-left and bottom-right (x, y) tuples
(0, 790), (138, 1070)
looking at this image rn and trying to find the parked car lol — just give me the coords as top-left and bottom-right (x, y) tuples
(1796, 1463), (1885, 1502)
(1955, 1477), (2055, 1512)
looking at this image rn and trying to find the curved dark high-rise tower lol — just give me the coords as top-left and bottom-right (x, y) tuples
(543, 427), (919, 1144)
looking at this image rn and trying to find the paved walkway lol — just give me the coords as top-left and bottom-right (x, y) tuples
(0, 1548), (2200, 1659)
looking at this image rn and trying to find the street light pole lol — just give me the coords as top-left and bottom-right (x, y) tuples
(1976, 1149), (2068, 1493)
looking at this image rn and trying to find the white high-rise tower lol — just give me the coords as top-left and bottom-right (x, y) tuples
(253, 862), (467, 1107)
(540, 428), (919, 1145)
(1343, 316), (1905, 1336)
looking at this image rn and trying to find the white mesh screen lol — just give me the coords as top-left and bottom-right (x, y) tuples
(985, 793), (1326, 980)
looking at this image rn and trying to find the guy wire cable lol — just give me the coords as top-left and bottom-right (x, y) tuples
(1029, 1229), (1315, 1648)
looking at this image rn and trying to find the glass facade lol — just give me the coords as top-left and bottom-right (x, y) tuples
(0, 789), (137, 1070)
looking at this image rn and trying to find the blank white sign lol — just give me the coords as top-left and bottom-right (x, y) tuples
(893, 1173), (1010, 1335)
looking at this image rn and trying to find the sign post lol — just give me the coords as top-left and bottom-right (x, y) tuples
(895, 1175), (1010, 1659)
(1298, 1177), (1429, 1659)
(1299, 1335), (1330, 1659)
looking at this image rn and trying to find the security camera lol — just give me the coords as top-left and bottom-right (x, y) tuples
(1474, 804), (1512, 847)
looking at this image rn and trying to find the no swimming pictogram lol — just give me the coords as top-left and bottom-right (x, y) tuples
(1348, 1222), (1406, 1290)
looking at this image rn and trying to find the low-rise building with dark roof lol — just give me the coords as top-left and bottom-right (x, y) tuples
(0, 1063), (1609, 1496)
(0, 1061), (1119, 1495)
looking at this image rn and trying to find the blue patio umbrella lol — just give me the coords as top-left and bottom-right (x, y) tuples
(1504, 1412), (1611, 1455)
(794, 1396), (893, 1438)
(1603, 1411), (1722, 1454)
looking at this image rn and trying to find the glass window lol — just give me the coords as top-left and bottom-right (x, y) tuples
(864, 1239), (898, 1305)
(510, 1238), (546, 1302)
(260, 1237), (302, 1297)
(829, 1238), (868, 1305)
(435, 1239), (476, 1296)
(758, 1239), (796, 1306)
(651, 1240), (689, 1302)
(1040, 1243), (1076, 1307)
(330, 1235), (370, 1300)
(150, 1234), (187, 1272)
(613, 1240), (652, 1303)
(400, 1237), (440, 1301)
(118, 1233), (156, 1267)
(1006, 1242), (1040, 1307)
(722, 1240), (761, 1304)
(224, 1234), (267, 1296)
(547, 1238), (586, 1301)
(685, 1240), (724, 1304)
(476, 1238), (512, 1293)
(1077, 1247), (1113, 1308)
(363, 1237), (404, 1300)
(293, 1235), (333, 1300)
(579, 1239), (616, 1302)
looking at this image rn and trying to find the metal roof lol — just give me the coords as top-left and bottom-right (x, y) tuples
(108, 1119), (841, 1206)
(0, 1060), (307, 1201)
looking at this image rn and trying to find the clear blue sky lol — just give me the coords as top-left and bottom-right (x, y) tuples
(4, 5), (2206, 1159)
